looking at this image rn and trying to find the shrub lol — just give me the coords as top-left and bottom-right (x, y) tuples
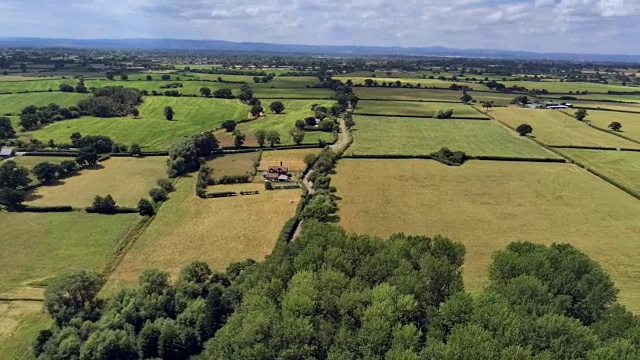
(149, 188), (168, 202)
(217, 175), (250, 184)
(138, 198), (154, 216)
(264, 181), (274, 191)
(91, 195), (117, 214)
(430, 147), (468, 166)
(435, 109), (454, 119)
(516, 124), (533, 136)
(157, 178), (175, 192)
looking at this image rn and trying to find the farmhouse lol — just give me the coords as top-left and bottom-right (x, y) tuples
(0, 147), (15, 159)
(263, 165), (291, 182)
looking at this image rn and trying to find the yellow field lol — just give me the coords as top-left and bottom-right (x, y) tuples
(491, 107), (640, 148)
(578, 110), (640, 143)
(259, 149), (320, 174)
(573, 102), (640, 113)
(205, 152), (258, 178)
(104, 178), (299, 291)
(27, 157), (168, 208)
(333, 159), (640, 311)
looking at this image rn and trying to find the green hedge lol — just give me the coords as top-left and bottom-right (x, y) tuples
(470, 156), (566, 163)
(549, 145), (618, 151)
(354, 112), (490, 120)
(17, 205), (74, 213)
(278, 217), (300, 243)
(273, 184), (302, 190)
(207, 191), (237, 198)
(23, 151), (77, 157)
(85, 207), (138, 214)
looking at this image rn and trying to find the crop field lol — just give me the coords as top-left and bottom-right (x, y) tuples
(348, 115), (559, 158)
(491, 107), (640, 149)
(353, 87), (461, 101)
(356, 100), (486, 118)
(0, 75), (64, 81)
(501, 80), (635, 94)
(332, 159), (640, 311)
(216, 99), (335, 146)
(104, 178), (298, 290)
(577, 110), (640, 142)
(205, 152), (258, 178)
(0, 211), (140, 294)
(259, 148), (320, 174)
(83, 79), (245, 95)
(27, 157), (168, 208)
(22, 97), (248, 150)
(559, 149), (640, 196)
(0, 92), (91, 115)
(253, 88), (334, 99)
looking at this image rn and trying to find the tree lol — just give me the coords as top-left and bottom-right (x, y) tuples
(157, 178), (175, 192)
(146, 74), (153, 81)
(75, 146), (99, 166)
(250, 105), (264, 117)
(138, 198), (155, 216)
(344, 114), (356, 129)
(290, 129), (305, 145)
(200, 87), (212, 97)
(20, 63), (27, 73)
(164, 106), (175, 121)
(59, 83), (75, 92)
(575, 109), (588, 121)
(435, 109), (454, 119)
(75, 81), (88, 93)
(460, 92), (473, 103)
(92, 195), (117, 213)
(161, 74), (171, 81)
(106, 72), (115, 80)
(149, 187), (168, 202)
(32, 162), (60, 184)
(300, 194), (337, 222)
(131, 108), (139, 118)
(0, 116), (16, 139)
(269, 101), (285, 114)
(44, 270), (103, 326)
(608, 121), (622, 131)
(233, 130), (246, 148)
(130, 143), (141, 156)
(120, 73), (128, 81)
(516, 124), (533, 136)
(483, 101), (493, 111)
(295, 119), (306, 130)
(221, 120), (237, 132)
(0, 161), (31, 206)
(318, 119), (335, 131)
(266, 130), (281, 147)
(255, 129), (267, 147)
(303, 153), (317, 167)
(213, 88), (234, 99)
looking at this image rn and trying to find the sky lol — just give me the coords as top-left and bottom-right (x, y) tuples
(1, 0), (640, 55)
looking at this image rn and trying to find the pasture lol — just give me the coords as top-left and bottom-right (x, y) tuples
(205, 152), (258, 178)
(578, 110), (640, 142)
(571, 101), (640, 113)
(353, 87), (516, 106)
(335, 76), (481, 90)
(559, 149), (640, 196)
(332, 159), (640, 311)
(12, 156), (72, 169)
(22, 97), (248, 150)
(0, 304), (50, 360)
(348, 115), (559, 158)
(501, 80), (634, 94)
(27, 157), (168, 208)
(0, 79), (74, 93)
(259, 148), (320, 174)
(0, 92), (91, 115)
(356, 100), (486, 118)
(104, 178), (298, 290)
(0, 211), (140, 295)
(544, 93), (640, 103)
(254, 88), (334, 99)
(490, 107), (640, 149)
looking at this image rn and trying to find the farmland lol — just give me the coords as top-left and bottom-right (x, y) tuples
(335, 76), (481, 90)
(348, 115), (559, 158)
(27, 157), (168, 208)
(0, 305), (50, 359)
(501, 80), (635, 94)
(356, 100), (487, 118)
(353, 87), (517, 105)
(560, 149), (640, 196)
(259, 148), (320, 174)
(0, 92), (90, 114)
(22, 97), (248, 150)
(205, 152), (258, 178)
(12, 156), (71, 169)
(104, 178), (298, 291)
(577, 110), (640, 142)
(332, 159), (640, 311)
(491, 107), (640, 148)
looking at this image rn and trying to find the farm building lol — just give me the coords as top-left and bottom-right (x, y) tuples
(263, 166), (291, 182)
(547, 105), (569, 110)
(0, 147), (15, 159)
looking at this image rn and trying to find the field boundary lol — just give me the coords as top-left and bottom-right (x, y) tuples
(353, 112), (491, 120)
(356, 98), (460, 103)
(572, 106), (640, 114)
(342, 154), (566, 163)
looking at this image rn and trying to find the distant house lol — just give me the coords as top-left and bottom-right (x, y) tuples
(0, 147), (15, 159)
(263, 165), (291, 182)
(547, 105), (569, 110)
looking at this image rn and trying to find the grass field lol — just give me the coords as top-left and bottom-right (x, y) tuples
(545, 94), (640, 103)
(571, 101), (640, 113)
(577, 110), (640, 142)
(491, 107), (640, 149)
(335, 76), (481, 90)
(11, 156), (72, 169)
(22, 97), (248, 150)
(559, 149), (640, 196)
(352, 87), (516, 105)
(0, 92), (91, 115)
(205, 152), (258, 179)
(104, 178), (298, 291)
(216, 100), (335, 146)
(356, 100), (487, 118)
(348, 115), (559, 158)
(501, 80), (634, 94)
(0, 211), (139, 294)
(27, 157), (168, 208)
(253, 88), (334, 99)
(332, 159), (640, 311)
(259, 148), (320, 174)
(0, 79), (74, 93)
(0, 303), (50, 360)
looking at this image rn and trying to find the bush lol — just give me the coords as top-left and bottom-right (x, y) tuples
(138, 198), (154, 216)
(18, 205), (73, 213)
(209, 191), (237, 198)
(149, 188), (168, 202)
(435, 109), (454, 119)
(156, 178), (174, 192)
(430, 147), (468, 166)
(516, 124), (533, 136)
(90, 195), (117, 214)
(264, 181), (274, 191)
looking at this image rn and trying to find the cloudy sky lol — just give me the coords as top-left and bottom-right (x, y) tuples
(1, 0), (639, 54)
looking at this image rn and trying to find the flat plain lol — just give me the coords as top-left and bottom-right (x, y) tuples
(27, 157), (168, 208)
(104, 178), (298, 291)
(356, 100), (487, 118)
(332, 159), (640, 311)
(348, 115), (559, 158)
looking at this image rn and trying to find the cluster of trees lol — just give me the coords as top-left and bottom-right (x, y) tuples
(430, 147), (468, 166)
(0, 160), (31, 207)
(77, 86), (143, 118)
(158, 82), (183, 89)
(35, 261), (236, 359)
(434, 109), (454, 119)
(195, 166), (213, 198)
(59, 80), (88, 93)
(301, 150), (340, 222)
(31, 160), (79, 184)
(0, 116), (16, 139)
(167, 132), (219, 177)
(19, 103), (81, 131)
(252, 74), (275, 83)
(254, 129), (281, 148)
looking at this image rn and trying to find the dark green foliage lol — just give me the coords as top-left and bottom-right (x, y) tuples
(167, 132), (219, 177)
(32, 162), (62, 184)
(295, 119), (306, 130)
(75, 146), (99, 166)
(254, 129), (267, 147)
(575, 109), (588, 121)
(59, 83), (75, 92)
(430, 147), (468, 166)
(0, 160), (31, 206)
(195, 165), (212, 198)
(18, 103), (78, 130)
(221, 120), (236, 132)
(303, 153), (317, 167)
(43, 270), (104, 326)
(130, 143), (141, 156)
(232, 130), (245, 148)
(250, 105), (264, 117)
(164, 106), (174, 120)
(78, 86), (142, 118)
(216, 175), (250, 184)
(213, 88), (234, 99)
(299, 194), (336, 221)
(0, 116), (15, 139)
(344, 113), (356, 129)
(290, 128), (305, 145)
(608, 121), (622, 131)
(148, 187), (167, 203)
(91, 194), (117, 213)
(157, 178), (174, 192)
(516, 123), (533, 136)
(138, 198), (154, 216)
(460, 92), (473, 103)
(435, 109), (454, 119)
(269, 101), (285, 114)
(266, 130), (281, 147)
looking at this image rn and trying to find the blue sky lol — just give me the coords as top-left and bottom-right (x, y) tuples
(1, 0), (639, 54)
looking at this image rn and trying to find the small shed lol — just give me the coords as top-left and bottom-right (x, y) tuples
(0, 147), (14, 159)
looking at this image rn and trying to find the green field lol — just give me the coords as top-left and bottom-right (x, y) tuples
(356, 100), (487, 118)
(216, 100), (335, 146)
(571, 101), (640, 112)
(253, 88), (334, 99)
(0, 309), (50, 360)
(0, 211), (139, 294)
(348, 115), (559, 158)
(501, 80), (635, 94)
(205, 152), (258, 178)
(491, 107), (640, 149)
(577, 110), (640, 142)
(0, 79), (80, 93)
(0, 92), (91, 114)
(11, 156), (72, 169)
(336, 76), (481, 90)
(544, 94), (640, 103)
(22, 97), (248, 150)
(353, 87), (516, 105)
(559, 149), (640, 196)
(333, 159), (640, 311)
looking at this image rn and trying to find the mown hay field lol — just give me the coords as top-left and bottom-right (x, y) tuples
(0, 211), (140, 294)
(0, 79), (75, 93)
(332, 159), (640, 311)
(27, 157), (168, 208)
(22, 97), (248, 150)
(490, 107), (640, 149)
(559, 149), (640, 196)
(356, 100), (486, 118)
(0, 92), (91, 115)
(578, 110), (640, 142)
(205, 152), (258, 178)
(104, 178), (299, 291)
(254, 88), (334, 99)
(348, 115), (559, 158)
(545, 93), (640, 103)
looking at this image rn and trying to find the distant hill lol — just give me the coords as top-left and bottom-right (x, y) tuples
(1, 37), (639, 62)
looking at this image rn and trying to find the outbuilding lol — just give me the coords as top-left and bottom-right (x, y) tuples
(0, 147), (15, 159)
